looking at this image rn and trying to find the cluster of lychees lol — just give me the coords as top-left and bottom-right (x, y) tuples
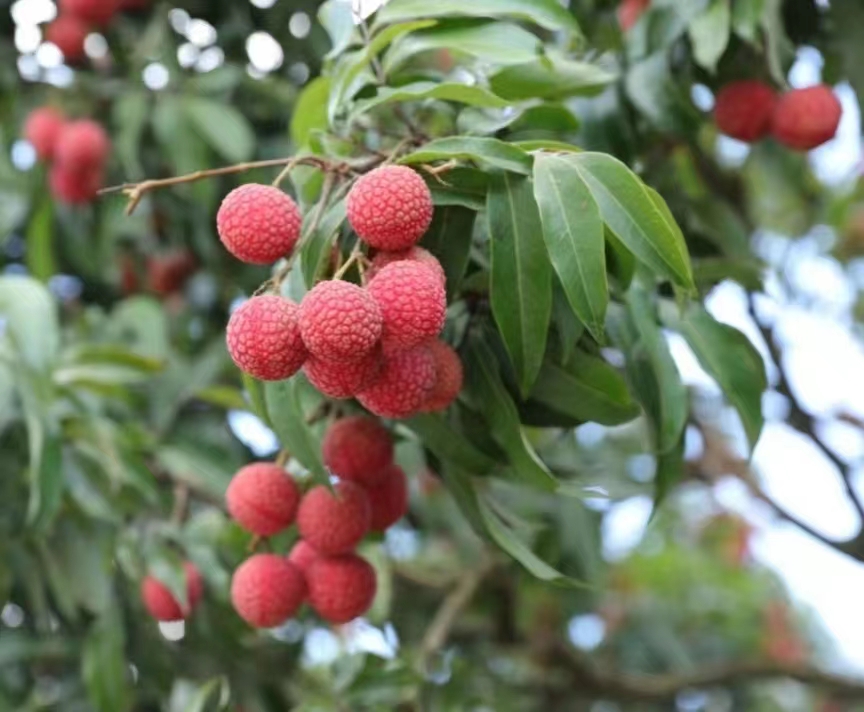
(714, 81), (843, 151)
(23, 108), (110, 204)
(227, 416), (406, 628)
(45, 0), (149, 65)
(220, 164), (464, 420)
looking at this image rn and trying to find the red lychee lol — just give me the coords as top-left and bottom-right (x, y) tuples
(287, 540), (320, 575)
(321, 416), (394, 488)
(49, 164), (102, 205)
(146, 250), (197, 296)
(230, 554), (306, 628)
(303, 349), (382, 400)
(367, 261), (446, 352)
(226, 463), (300, 536)
(714, 81), (777, 143)
(297, 481), (371, 555)
(422, 341), (463, 412)
(217, 184), (302, 265)
(45, 15), (89, 64)
(771, 85), (842, 151)
(306, 554), (377, 624)
(298, 280), (383, 362)
(54, 120), (110, 173)
(226, 295), (307, 381)
(367, 247), (446, 285)
(141, 562), (203, 622)
(347, 165), (433, 251)
(357, 345), (437, 419)
(24, 107), (65, 162)
(617, 0), (650, 31)
(365, 463), (409, 532)
(60, 0), (119, 25)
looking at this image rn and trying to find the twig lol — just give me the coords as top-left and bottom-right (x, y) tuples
(271, 155), (307, 188)
(333, 247), (364, 280)
(275, 450), (290, 468)
(170, 483), (190, 525)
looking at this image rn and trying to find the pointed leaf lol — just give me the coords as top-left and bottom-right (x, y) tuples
(401, 137), (532, 174)
(419, 205), (476, 299)
(184, 97), (255, 163)
(301, 198), (347, 288)
(0, 275), (59, 372)
(406, 413), (498, 474)
(351, 82), (509, 122)
(82, 607), (129, 712)
(265, 378), (328, 483)
(490, 57), (615, 101)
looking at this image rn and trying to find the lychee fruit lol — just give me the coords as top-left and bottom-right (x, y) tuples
(146, 250), (197, 295)
(771, 85), (842, 151)
(45, 15), (89, 64)
(321, 416), (394, 488)
(226, 295), (307, 381)
(303, 349), (382, 399)
(226, 463), (300, 537)
(422, 341), (463, 412)
(367, 247), (445, 285)
(617, 0), (650, 31)
(287, 540), (320, 574)
(60, 0), (119, 25)
(217, 184), (302, 265)
(141, 561), (203, 622)
(357, 344), (437, 419)
(24, 107), (65, 162)
(346, 165), (433, 251)
(365, 464), (409, 532)
(49, 164), (102, 205)
(297, 481), (371, 555)
(54, 120), (110, 173)
(714, 81), (777, 143)
(367, 262), (446, 352)
(298, 280), (383, 362)
(306, 554), (377, 624)
(230, 554), (306, 628)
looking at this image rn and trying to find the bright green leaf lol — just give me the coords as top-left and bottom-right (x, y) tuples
(401, 137), (532, 174)
(292, 77), (331, 147)
(26, 197), (55, 282)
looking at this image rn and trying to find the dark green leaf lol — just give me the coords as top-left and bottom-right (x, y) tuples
(351, 82), (509, 122)
(402, 137), (532, 174)
(26, 197), (55, 282)
(533, 153), (608, 341)
(82, 607), (130, 712)
(569, 153), (694, 289)
(302, 198), (347, 288)
(265, 378), (328, 483)
(487, 172), (552, 394)
(428, 167), (489, 210)
(184, 97), (255, 163)
(420, 205), (476, 299)
(406, 413), (498, 474)
(490, 57), (615, 101)
(242, 373), (272, 427)
(26, 436), (63, 531)
(653, 433), (685, 514)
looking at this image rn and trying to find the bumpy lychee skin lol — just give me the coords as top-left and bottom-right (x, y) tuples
(226, 463), (300, 536)
(367, 247), (446, 285)
(54, 120), (110, 173)
(49, 164), (102, 205)
(231, 554), (306, 628)
(366, 464), (409, 532)
(714, 81), (777, 143)
(306, 554), (377, 624)
(297, 481), (371, 555)
(347, 165), (433, 251)
(141, 562), (203, 622)
(287, 540), (320, 575)
(357, 345), (437, 419)
(61, 0), (119, 25)
(217, 184), (302, 265)
(368, 262), (446, 352)
(304, 349), (382, 400)
(24, 107), (65, 162)
(771, 85), (842, 151)
(45, 15), (89, 63)
(299, 280), (383, 362)
(422, 341), (464, 412)
(226, 295), (307, 381)
(321, 416), (394, 487)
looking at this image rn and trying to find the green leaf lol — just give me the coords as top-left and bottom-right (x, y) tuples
(490, 57), (615, 101)
(688, 0), (731, 72)
(302, 198), (347, 288)
(26, 436), (63, 531)
(184, 97), (255, 163)
(438, 464), (487, 539)
(653, 433), (685, 513)
(487, 172), (552, 394)
(26, 197), (55, 282)
(319, 0), (357, 59)
(569, 153), (694, 289)
(291, 77), (331, 147)
(0, 275), (59, 372)
(513, 139), (582, 153)
(82, 607), (129, 712)
(63, 344), (165, 372)
(113, 90), (149, 179)
(428, 167), (489, 210)
(530, 351), (640, 426)
(406, 413), (498, 474)
(466, 339), (557, 491)
(184, 678), (230, 712)
(351, 82), (509, 122)
(533, 154), (608, 341)
(157, 443), (234, 499)
(193, 385), (248, 411)
(384, 19), (541, 72)
(419, 205), (476, 300)
(401, 137), (532, 174)
(376, 0), (580, 34)
(242, 373), (272, 427)
(672, 304), (767, 450)
(265, 378), (328, 483)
